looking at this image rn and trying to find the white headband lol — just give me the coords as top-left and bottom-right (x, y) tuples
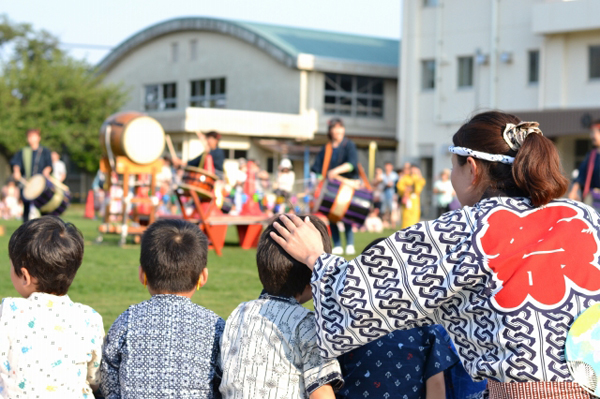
(448, 146), (515, 165)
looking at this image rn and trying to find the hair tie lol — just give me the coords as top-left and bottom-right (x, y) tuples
(502, 121), (543, 152)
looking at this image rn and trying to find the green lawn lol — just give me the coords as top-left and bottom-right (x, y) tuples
(0, 205), (396, 331)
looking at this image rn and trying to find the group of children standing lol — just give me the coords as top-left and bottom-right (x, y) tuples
(0, 215), (484, 398)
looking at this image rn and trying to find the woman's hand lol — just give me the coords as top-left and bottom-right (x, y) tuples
(270, 214), (325, 270)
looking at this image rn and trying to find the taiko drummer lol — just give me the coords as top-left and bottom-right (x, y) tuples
(311, 118), (359, 256)
(10, 128), (53, 222)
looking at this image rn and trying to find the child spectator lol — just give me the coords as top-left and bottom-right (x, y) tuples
(100, 219), (225, 398)
(335, 238), (458, 399)
(219, 215), (343, 399)
(0, 216), (103, 398)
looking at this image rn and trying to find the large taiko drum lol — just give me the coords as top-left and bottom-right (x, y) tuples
(23, 175), (71, 216)
(179, 166), (218, 200)
(100, 111), (165, 165)
(313, 179), (373, 227)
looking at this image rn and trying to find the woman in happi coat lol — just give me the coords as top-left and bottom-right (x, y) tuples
(272, 111), (600, 399)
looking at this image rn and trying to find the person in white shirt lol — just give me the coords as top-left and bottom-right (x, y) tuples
(432, 169), (455, 217)
(0, 216), (104, 398)
(51, 151), (67, 182)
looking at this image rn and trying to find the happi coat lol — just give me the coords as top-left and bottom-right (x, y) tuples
(310, 197), (600, 384)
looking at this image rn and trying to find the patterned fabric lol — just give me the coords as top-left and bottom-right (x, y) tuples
(439, 325), (488, 399)
(336, 325), (457, 399)
(310, 197), (600, 385)
(487, 380), (590, 399)
(219, 292), (343, 398)
(0, 293), (104, 398)
(100, 295), (225, 399)
(448, 146), (515, 164)
(502, 122), (543, 152)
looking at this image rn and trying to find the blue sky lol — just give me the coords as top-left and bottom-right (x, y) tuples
(2, 0), (402, 65)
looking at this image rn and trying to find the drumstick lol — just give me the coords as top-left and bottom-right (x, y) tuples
(357, 164), (372, 191)
(165, 135), (179, 163)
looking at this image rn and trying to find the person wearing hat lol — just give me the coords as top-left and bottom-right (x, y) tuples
(276, 158), (295, 198)
(10, 128), (53, 222)
(311, 118), (359, 255)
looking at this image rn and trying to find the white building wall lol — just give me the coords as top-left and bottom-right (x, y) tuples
(103, 31), (301, 114)
(400, 0), (600, 177)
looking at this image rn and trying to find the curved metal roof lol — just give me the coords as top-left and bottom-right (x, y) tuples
(97, 17), (399, 75)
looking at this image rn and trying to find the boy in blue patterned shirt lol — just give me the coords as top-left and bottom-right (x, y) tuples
(100, 219), (225, 398)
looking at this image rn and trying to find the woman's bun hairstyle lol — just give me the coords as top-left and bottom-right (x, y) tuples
(452, 111), (568, 206)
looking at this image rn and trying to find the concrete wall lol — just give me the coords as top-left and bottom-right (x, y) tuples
(400, 0), (600, 177)
(103, 31), (302, 114)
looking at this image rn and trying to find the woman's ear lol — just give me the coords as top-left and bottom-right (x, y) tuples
(466, 157), (479, 185)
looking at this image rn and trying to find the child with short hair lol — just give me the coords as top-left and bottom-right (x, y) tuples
(219, 215), (343, 399)
(0, 216), (104, 398)
(100, 219), (225, 398)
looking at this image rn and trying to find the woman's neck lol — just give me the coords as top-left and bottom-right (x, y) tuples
(331, 138), (343, 148)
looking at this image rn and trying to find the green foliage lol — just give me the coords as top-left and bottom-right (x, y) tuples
(0, 14), (128, 173)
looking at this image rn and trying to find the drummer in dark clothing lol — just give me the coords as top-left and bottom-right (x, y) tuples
(569, 119), (600, 211)
(10, 128), (53, 222)
(187, 131), (225, 179)
(311, 118), (359, 255)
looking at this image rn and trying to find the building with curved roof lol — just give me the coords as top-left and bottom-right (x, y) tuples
(99, 17), (400, 183)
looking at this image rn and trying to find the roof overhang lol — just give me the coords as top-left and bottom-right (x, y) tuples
(97, 17), (398, 78)
(148, 107), (317, 141)
(512, 108), (600, 138)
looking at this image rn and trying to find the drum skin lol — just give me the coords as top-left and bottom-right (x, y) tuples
(23, 174), (71, 216)
(314, 179), (373, 227)
(100, 111), (165, 165)
(179, 166), (217, 200)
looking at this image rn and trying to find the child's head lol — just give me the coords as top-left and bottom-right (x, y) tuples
(256, 215), (331, 298)
(140, 219), (208, 294)
(9, 216), (84, 297)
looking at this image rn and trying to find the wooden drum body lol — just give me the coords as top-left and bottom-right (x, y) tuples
(100, 111), (165, 165)
(179, 166), (217, 200)
(23, 175), (71, 216)
(313, 179), (373, 227)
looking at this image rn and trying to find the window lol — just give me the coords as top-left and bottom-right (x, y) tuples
(590, 45), (600, 79)
(421, 60), (436, 90)
(458, 56), (474, 88)
(171, 42), (178, 63)
(424, 0), (439, 6)
(190, 78), (226, 108)
(190, 40), (197, 61)
(324, 73), (384, 117)
(528, 50), (540, 84)
(233, 150), (247, 159)
(144, 83), (177, 110)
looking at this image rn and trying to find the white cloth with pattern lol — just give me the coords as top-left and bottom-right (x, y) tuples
(219, 293), (343, 398)
(0, 293), (104, 398)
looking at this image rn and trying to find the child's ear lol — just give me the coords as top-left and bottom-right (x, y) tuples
(138, 266), (146, 286)
(20, 268), (34, 287)
(198, 268), (209, 289)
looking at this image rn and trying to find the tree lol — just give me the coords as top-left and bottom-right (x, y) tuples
(0, 15), (128, 173)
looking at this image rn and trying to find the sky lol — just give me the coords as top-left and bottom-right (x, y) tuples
(2, 0), (402, 65)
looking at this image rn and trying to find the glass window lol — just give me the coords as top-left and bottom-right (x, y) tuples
(163, 83), (177, 109)
(590, 46), (600, 79)
(190, 78), (226, 108)
(233, 150), (247, 159)
(458, 56), (474, 88)
(144, 85), (159, 111)
(190, 40), (197, 61)
(171, 42), (178, 63)
(528, 50), (540, 84)
(421, 60), (436, 90)
(323, 73), (384, 118)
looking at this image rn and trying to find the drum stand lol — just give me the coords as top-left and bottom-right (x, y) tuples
(173, 189), (222, 256)
(97, 156), (163, 246)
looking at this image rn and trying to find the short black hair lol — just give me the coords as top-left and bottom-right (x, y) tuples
(9, 216), (84, 295)
(140, 219), (208, 293)
(206, 131), (221, 140)
(257, 215), (332, 297)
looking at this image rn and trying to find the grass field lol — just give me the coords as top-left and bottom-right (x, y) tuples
(0, 205), (395, 332)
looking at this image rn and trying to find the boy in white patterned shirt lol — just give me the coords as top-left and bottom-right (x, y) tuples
(219, 215), (343, 399)
(0, 216), (104, 398)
